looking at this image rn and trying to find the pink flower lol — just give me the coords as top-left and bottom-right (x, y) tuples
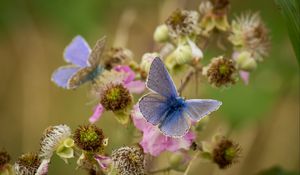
(114, 65), (145, 94)
(131, 105), (196, 156)
(239, 70), (250, 85)
(94, 154), (111, 170)
(89, 65), (145, 123)
(89, 104), (104, 123)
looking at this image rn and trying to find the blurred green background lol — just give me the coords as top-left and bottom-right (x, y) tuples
(0, 0), (298, 174)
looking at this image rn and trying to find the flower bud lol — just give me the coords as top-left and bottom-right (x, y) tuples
(111, 146), (145, 175)
(73, 124), (106, 154)
(235, 51), (257, 71)
(14, 153), (49, 175)
(0, 150), (10, 169)
(103, 47), (133, 70)
(212, 138), (241, 169)
(173, 43), (193, 65)
(153, 24), (169, 43)
(200, 136), (241, 169)
(0, 150), (14, 175)
(204, 56), (237, 87)
(39, 124), (73, 162)
(140, 53), (159, 74)
(100, 84), (132, 112)
(169, 152), (189, 172)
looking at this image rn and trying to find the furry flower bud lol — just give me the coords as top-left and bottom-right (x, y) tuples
(111, 146), (145, 175)
(203, 56), (237, 87)
(14, 153), (49, 175)
(73, 124), (106, 153)
(103, 47), (133, 69)
(39, 124), (73, 162)
(100, 84), (132, 112)
(0, 149), (14, 175)
(201, 135), (241, 169)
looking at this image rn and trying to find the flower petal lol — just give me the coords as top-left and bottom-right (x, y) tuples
(239, 71), (250, 85)
(125, 81), (145, 94)
(114, 65), (135, 83)
(94, 154), (112, 170)
(89, 104), (104, 123)
(188, 39), (203, 60)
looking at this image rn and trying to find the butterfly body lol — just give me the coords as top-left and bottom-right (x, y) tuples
(87, 65), (104, 82)
(139, 57), (222, 137)
(52, 36), (106, 89)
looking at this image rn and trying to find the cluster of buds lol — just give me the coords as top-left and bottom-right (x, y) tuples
(152, 0), (269, 86)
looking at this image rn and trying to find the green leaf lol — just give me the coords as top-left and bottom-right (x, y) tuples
(257, 166), (300, 175)
(275, 0), (300, 64)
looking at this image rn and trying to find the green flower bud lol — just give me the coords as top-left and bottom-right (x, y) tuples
(153, 24), (169, 43)
(169, 152), (189, 172)
(173, 44), (193, 65)
(235, 51), (257, 71)
(215, 16), (230, 31)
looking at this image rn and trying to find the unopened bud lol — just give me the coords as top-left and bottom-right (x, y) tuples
(154, 24), (169, 43)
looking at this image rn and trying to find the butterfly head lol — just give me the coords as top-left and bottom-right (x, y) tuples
(169, 97), (186, 111)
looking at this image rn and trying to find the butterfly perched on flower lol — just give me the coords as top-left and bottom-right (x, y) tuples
(52, 36), (106, 89)
(138, 57), (222, 137)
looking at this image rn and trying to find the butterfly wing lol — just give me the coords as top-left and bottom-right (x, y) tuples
(159, 108), (190, 137)
(64, 36), (91, 67)
(138, 93), (170, 126)
(146, 57), (178, 98)
(68, 66), (103, 89)
(88, 36), (106, 67)
(51, 66), (80, 89)
(184, 99), (222, 121)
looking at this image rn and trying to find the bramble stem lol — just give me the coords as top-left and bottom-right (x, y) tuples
(183, 151), (201, 175)
(148, 167), (172, 174)
(178, 65), (203, 95)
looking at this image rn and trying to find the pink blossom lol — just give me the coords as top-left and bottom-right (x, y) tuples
(89, 104), (104, 123)
(131, 105), (196, 156)
(89, 65), (145, 124)
(94, 154), (111, 170)
(114, 65), (145, 94)
(239, 71), (250, 85)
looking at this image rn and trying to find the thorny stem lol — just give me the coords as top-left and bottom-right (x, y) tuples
(148, 167), (172, 174)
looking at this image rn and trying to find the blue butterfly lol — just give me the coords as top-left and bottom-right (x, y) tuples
(52, 35), (106, 89)
(139, 57), (222, 137)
